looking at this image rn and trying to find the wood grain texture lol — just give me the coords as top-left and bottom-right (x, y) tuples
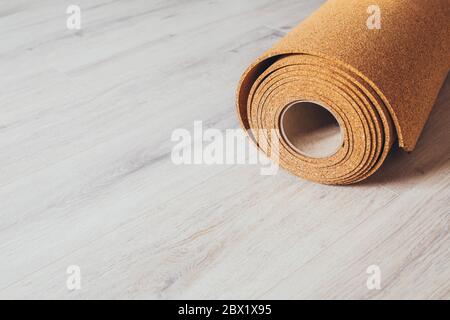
(0, 0), (448, 299)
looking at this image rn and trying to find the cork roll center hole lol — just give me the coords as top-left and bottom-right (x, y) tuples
(280, 101), (343, 158)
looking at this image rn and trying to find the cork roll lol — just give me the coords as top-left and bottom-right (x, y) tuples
(236, 0), (450, 185)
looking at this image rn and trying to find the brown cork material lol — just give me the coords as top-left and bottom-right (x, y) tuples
(236, 0), (450, 185)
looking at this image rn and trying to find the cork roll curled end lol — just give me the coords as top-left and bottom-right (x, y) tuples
(236, 0), (450, 185)
(238, 54), (394, 185)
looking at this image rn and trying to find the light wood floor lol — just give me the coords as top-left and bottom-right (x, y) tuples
(0, 0), (448, 299)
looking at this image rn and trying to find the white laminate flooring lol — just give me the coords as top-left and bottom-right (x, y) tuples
(0, 0), (448, 299)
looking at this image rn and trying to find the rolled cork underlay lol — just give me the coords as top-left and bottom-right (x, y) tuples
(236, 0), (450, 185)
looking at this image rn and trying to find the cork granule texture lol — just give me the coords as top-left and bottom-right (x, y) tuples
(236, 0), (450, 185)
